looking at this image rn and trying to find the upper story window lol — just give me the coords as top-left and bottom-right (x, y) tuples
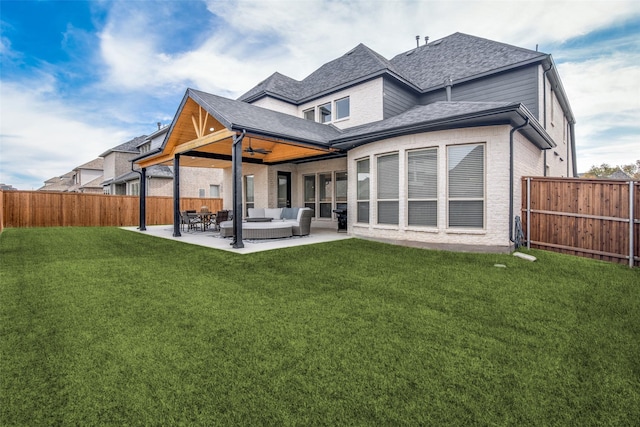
(319, 102), (332, 123)
(303, 108), (315, 121)
(335, 97), (350, 120)
(303, 96), (350, 124)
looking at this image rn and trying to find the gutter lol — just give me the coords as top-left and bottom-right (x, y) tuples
(509, 117), (529, 244)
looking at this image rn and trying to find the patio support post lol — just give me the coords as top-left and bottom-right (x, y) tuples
(173, 153), (181, 237)
(139, 167), (147, 231)
(231, 131), (246, 249)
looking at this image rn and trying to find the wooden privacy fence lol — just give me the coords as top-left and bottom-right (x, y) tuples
(0, 191), (223, 229)
(521, 177), (639, 267)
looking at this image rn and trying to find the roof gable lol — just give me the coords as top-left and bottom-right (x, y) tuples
(238, 43), (410, 103)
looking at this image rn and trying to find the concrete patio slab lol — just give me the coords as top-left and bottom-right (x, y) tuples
(122, 225), (352, 254)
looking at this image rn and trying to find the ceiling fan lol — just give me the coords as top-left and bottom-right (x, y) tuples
(244, 140), (271, 155)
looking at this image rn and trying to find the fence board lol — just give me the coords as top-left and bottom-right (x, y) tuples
(522, 177), (638, 267)
(1, 191), (222, 228)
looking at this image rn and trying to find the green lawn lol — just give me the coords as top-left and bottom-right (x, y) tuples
(1, 227), (639, 426)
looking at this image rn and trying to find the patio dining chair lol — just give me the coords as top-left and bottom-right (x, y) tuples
(181, 210), (202, 231)
(212, 210), (229, 230)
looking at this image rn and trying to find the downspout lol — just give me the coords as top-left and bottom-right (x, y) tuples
(173, 154), (181, 237)
(570, 121), (578, 177)
(130, 161), (147, 231)
(444, 77), (453, 102)
(542, 62), (553, 176)
(510, 117), (529, 244)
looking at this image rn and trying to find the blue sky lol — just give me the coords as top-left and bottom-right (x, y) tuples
(1, 0), (639, 189)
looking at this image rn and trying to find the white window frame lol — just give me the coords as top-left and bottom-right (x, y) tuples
(303, 108), (315, 121)
(305, 96), (350, 124)
(407, 148), (438, 227)
(356, 158), (370, 224)
(376, 152), (399, 225)
(447, 143), (485, 229)
(319, 102), (332, 123)
(335, 96), (350, 121)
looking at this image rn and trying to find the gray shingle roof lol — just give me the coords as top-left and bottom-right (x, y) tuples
(238, 33), (546, 103)
(238, 43), (411, 103)
(75, 158), (104, 170)
(111, 165), (173, 185)
(335, 101), (518, 142)
(189, 89), (343, 145)
(100, 135), (148, 157)
(390, 32), (545, 90)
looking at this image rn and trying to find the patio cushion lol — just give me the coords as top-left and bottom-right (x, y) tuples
(248, 207), (265, 218)
(264, 208), (283, 220)
(280, 207), (299, 220)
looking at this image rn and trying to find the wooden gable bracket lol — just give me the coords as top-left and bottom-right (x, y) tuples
(191, 106), (211, 138)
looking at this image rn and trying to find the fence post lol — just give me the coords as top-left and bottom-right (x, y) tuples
(527, 177), (531, 249)
(630, 180), (634, 268)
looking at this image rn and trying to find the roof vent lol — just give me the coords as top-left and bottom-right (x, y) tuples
(431, 39), (443, 46)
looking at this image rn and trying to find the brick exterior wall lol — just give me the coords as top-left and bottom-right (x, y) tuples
(346, 125), (546, 250)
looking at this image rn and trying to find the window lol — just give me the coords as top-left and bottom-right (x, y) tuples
(319, 102), (332, 123)
(407, 149), (437, 226)
(303, 108), (315, 121)
(357, 159), (370, 223)
(318, 173), (332, 218)
(448, 144), (484, 228)
(244, 175), (254, 215)
(335, 171), (347, 214)
(199, 188), (205, 198)
(335, 97), (350, 120)
(377, 153), (399, 225)
(130, 182), (140, 196)
(304, 175), (316, 212)
(210, 185), (220, 198)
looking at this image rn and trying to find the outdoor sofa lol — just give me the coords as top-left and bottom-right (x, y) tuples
(219, 207), (313, 238)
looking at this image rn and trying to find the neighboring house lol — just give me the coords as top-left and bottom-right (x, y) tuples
(39, 159), (104, 193)
(606, 169), (633, 180)
(68, 158), (104, 193)
(102, 125), (224, 197)
(136, 32), (577, 251)
(38, 171), (76, 192)
(0, 183), (18, 191)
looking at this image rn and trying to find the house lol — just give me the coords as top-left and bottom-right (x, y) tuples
(39, 158), (104, 193)
(38, 171), (76, 192)
(135, 32), (576, 251)
(102, 125), (224, 197)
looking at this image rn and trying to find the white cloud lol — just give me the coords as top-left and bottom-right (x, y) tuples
(2, 0), (639, 187)
(0, 80), (132, 189)
(557, 53), (640, 170)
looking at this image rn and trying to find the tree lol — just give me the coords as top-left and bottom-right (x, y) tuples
(583, 160), (639, 179)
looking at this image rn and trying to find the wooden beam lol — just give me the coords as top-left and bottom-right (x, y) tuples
(191, 106), (211, 138)
(174, 128), (235, 154)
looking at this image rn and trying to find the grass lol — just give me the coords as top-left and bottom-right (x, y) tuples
(1, 227), (639, 426)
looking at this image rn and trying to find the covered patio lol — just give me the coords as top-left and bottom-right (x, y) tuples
(122, 225), (351, 254)
(134, 89), (345, 248)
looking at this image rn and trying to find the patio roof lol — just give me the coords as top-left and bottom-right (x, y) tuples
(136, 89), (343, 169)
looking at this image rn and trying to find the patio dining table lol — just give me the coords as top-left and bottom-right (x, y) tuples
(188, 212), (216, 231)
